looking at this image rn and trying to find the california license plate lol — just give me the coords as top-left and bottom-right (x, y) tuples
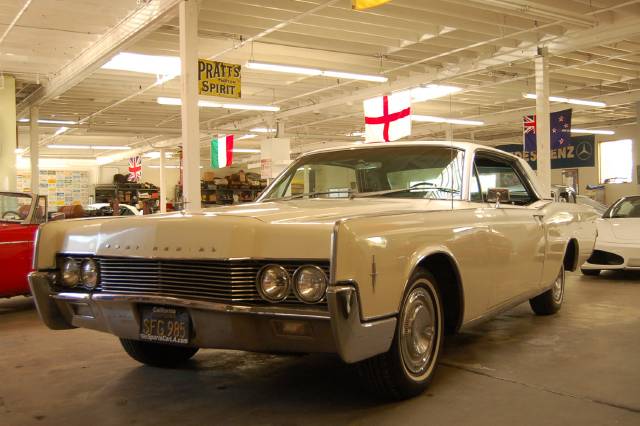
(139, 305), (190, 345)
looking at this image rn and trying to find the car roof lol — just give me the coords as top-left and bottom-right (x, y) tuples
(301, 140), (512, 157)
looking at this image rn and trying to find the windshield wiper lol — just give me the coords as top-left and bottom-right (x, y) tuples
(270, 189), (355, 201)
(356, 182), (460, 198)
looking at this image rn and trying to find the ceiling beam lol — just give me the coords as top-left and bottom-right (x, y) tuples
(15, 0), (182, 116)
(219, 15), (640, 132)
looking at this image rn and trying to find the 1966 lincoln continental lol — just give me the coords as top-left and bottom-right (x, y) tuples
(29, 141), (598, 399)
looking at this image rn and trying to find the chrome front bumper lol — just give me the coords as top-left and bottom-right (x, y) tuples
(28, 272), (396, 363)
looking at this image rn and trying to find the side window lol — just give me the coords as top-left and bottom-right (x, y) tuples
(474, 155), (536, 205)
(470, 165), (483, 202)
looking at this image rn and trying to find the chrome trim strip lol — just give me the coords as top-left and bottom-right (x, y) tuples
(0, 240), (33, 245)
(88, 292), (331, 319)
(53, 292), (90, 302)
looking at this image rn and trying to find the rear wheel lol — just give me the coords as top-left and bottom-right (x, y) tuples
(581, 268), (600, 276)
(530, 265), (564, 316)
(120, 338), (198, 368)
(357, 269), (443, 400)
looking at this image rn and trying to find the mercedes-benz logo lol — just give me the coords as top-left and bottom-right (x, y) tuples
(576, 142), (593, 160)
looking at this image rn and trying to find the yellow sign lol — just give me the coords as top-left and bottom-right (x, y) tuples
(198, 59), (241, 98)
(352, 0), (391, 10)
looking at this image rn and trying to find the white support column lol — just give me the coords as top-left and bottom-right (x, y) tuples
(159, 148), (167, 213)
(0, 75), (17, 191)
(535, 49), (551, 198)
(29, 107), (39, 194)
(179, 0), (201, 210)
(633, 102), (640, 184)
(445, 126), (453, 141)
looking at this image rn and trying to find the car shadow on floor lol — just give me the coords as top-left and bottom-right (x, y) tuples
(582, 270), (640, 282)
(0, 296), (34, 315)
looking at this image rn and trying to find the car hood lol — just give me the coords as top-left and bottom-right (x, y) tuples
(202, 198), (448, 224)
(598, 218), (640, 242)
(35, 198), (453, 269)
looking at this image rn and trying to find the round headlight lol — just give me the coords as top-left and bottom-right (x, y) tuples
(293, 265), (327, 304)
(257, 265), (291, 302)
(61, 258), (81, 287)
(81, 259), (98, 289)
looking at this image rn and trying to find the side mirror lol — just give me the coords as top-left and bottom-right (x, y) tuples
(48, 212), (65, 221)
(487, 188), (511, 206)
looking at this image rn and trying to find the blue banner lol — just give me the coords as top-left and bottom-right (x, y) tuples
(496, 134), (595, 169)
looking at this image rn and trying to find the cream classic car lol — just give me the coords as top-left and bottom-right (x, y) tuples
(29, 141), (598, 400)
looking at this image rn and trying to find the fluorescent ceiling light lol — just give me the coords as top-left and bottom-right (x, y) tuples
(250, 127), (276, 133)
(321, 70), (387, 83)
(524, 93), (606, 107)
(246, 61), (322, 76)
(157, 97), (279, 112)
(411, 115), (484, 126)
(47, 144), (90, 149)
(47, 144), (130, 150)
(571, 128), (615, 135)
(54, 127), (70, 136)
(410, 84), (462, 102)
(237, 134), (258, 140)
(245, 61), (387, 83)
(148, 165), (181, 169)
(143, 151), (173, 159)
(102, 52), (180, 77)
(91, 145), (131, 150)
(232, 148), (261, 153)
(18, 118), (78, 125)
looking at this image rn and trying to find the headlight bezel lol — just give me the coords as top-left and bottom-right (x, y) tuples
(292, 265), (328, 304)
(58, 256), (99, 290)
(81, 258), (99, 289)
(61, 258), (81, 288)
(256, 264), (292, 303)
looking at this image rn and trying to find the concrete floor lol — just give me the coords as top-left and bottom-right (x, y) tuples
(1, 271), (639, 426)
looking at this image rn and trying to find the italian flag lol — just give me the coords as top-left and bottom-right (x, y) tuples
(211, 134), (234, 168)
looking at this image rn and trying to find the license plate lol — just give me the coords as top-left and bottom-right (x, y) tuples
(139, 305), (190, 345)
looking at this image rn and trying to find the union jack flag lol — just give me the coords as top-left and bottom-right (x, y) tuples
(128, 156), (142, 182)
(523, 115), (536, 152)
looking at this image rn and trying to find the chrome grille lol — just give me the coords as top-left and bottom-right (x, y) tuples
(96, 257), (330, 307)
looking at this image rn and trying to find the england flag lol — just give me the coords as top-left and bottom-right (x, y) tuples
(363, 91), (411, 143)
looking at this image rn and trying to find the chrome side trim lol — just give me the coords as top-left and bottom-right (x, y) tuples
(0, 240), (33, 245)
(89, 293), (331, 320)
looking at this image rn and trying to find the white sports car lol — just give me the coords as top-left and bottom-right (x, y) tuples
(581, 196), (640, 275)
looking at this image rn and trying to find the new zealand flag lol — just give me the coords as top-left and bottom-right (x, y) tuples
(523, 109), (572, 151)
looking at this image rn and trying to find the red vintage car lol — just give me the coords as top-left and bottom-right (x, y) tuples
(0, 192), (50, 298)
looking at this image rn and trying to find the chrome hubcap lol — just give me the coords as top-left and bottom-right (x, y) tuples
(400, 286), (437, 377)
(552, 267), (564, 303)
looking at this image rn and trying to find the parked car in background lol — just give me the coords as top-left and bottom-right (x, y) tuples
(86, 203), (142, 216)
(576, 195), (608, 215)
(581, 195), (640, 276)
(29, 142), (598, 400)
(0, 192), (59, 298)
(551, 184), (577, 203)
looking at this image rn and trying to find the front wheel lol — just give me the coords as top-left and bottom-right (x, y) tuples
(357, 269), (444, 400)
(581, 268), (600, 276)
(530, 265), (564, 316)
(120, 338), (199, 368)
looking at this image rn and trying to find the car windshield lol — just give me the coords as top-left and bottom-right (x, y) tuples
(0, 193), (33, 223)
(261, 146), (465, 201)
(604, 197), (640, 218)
